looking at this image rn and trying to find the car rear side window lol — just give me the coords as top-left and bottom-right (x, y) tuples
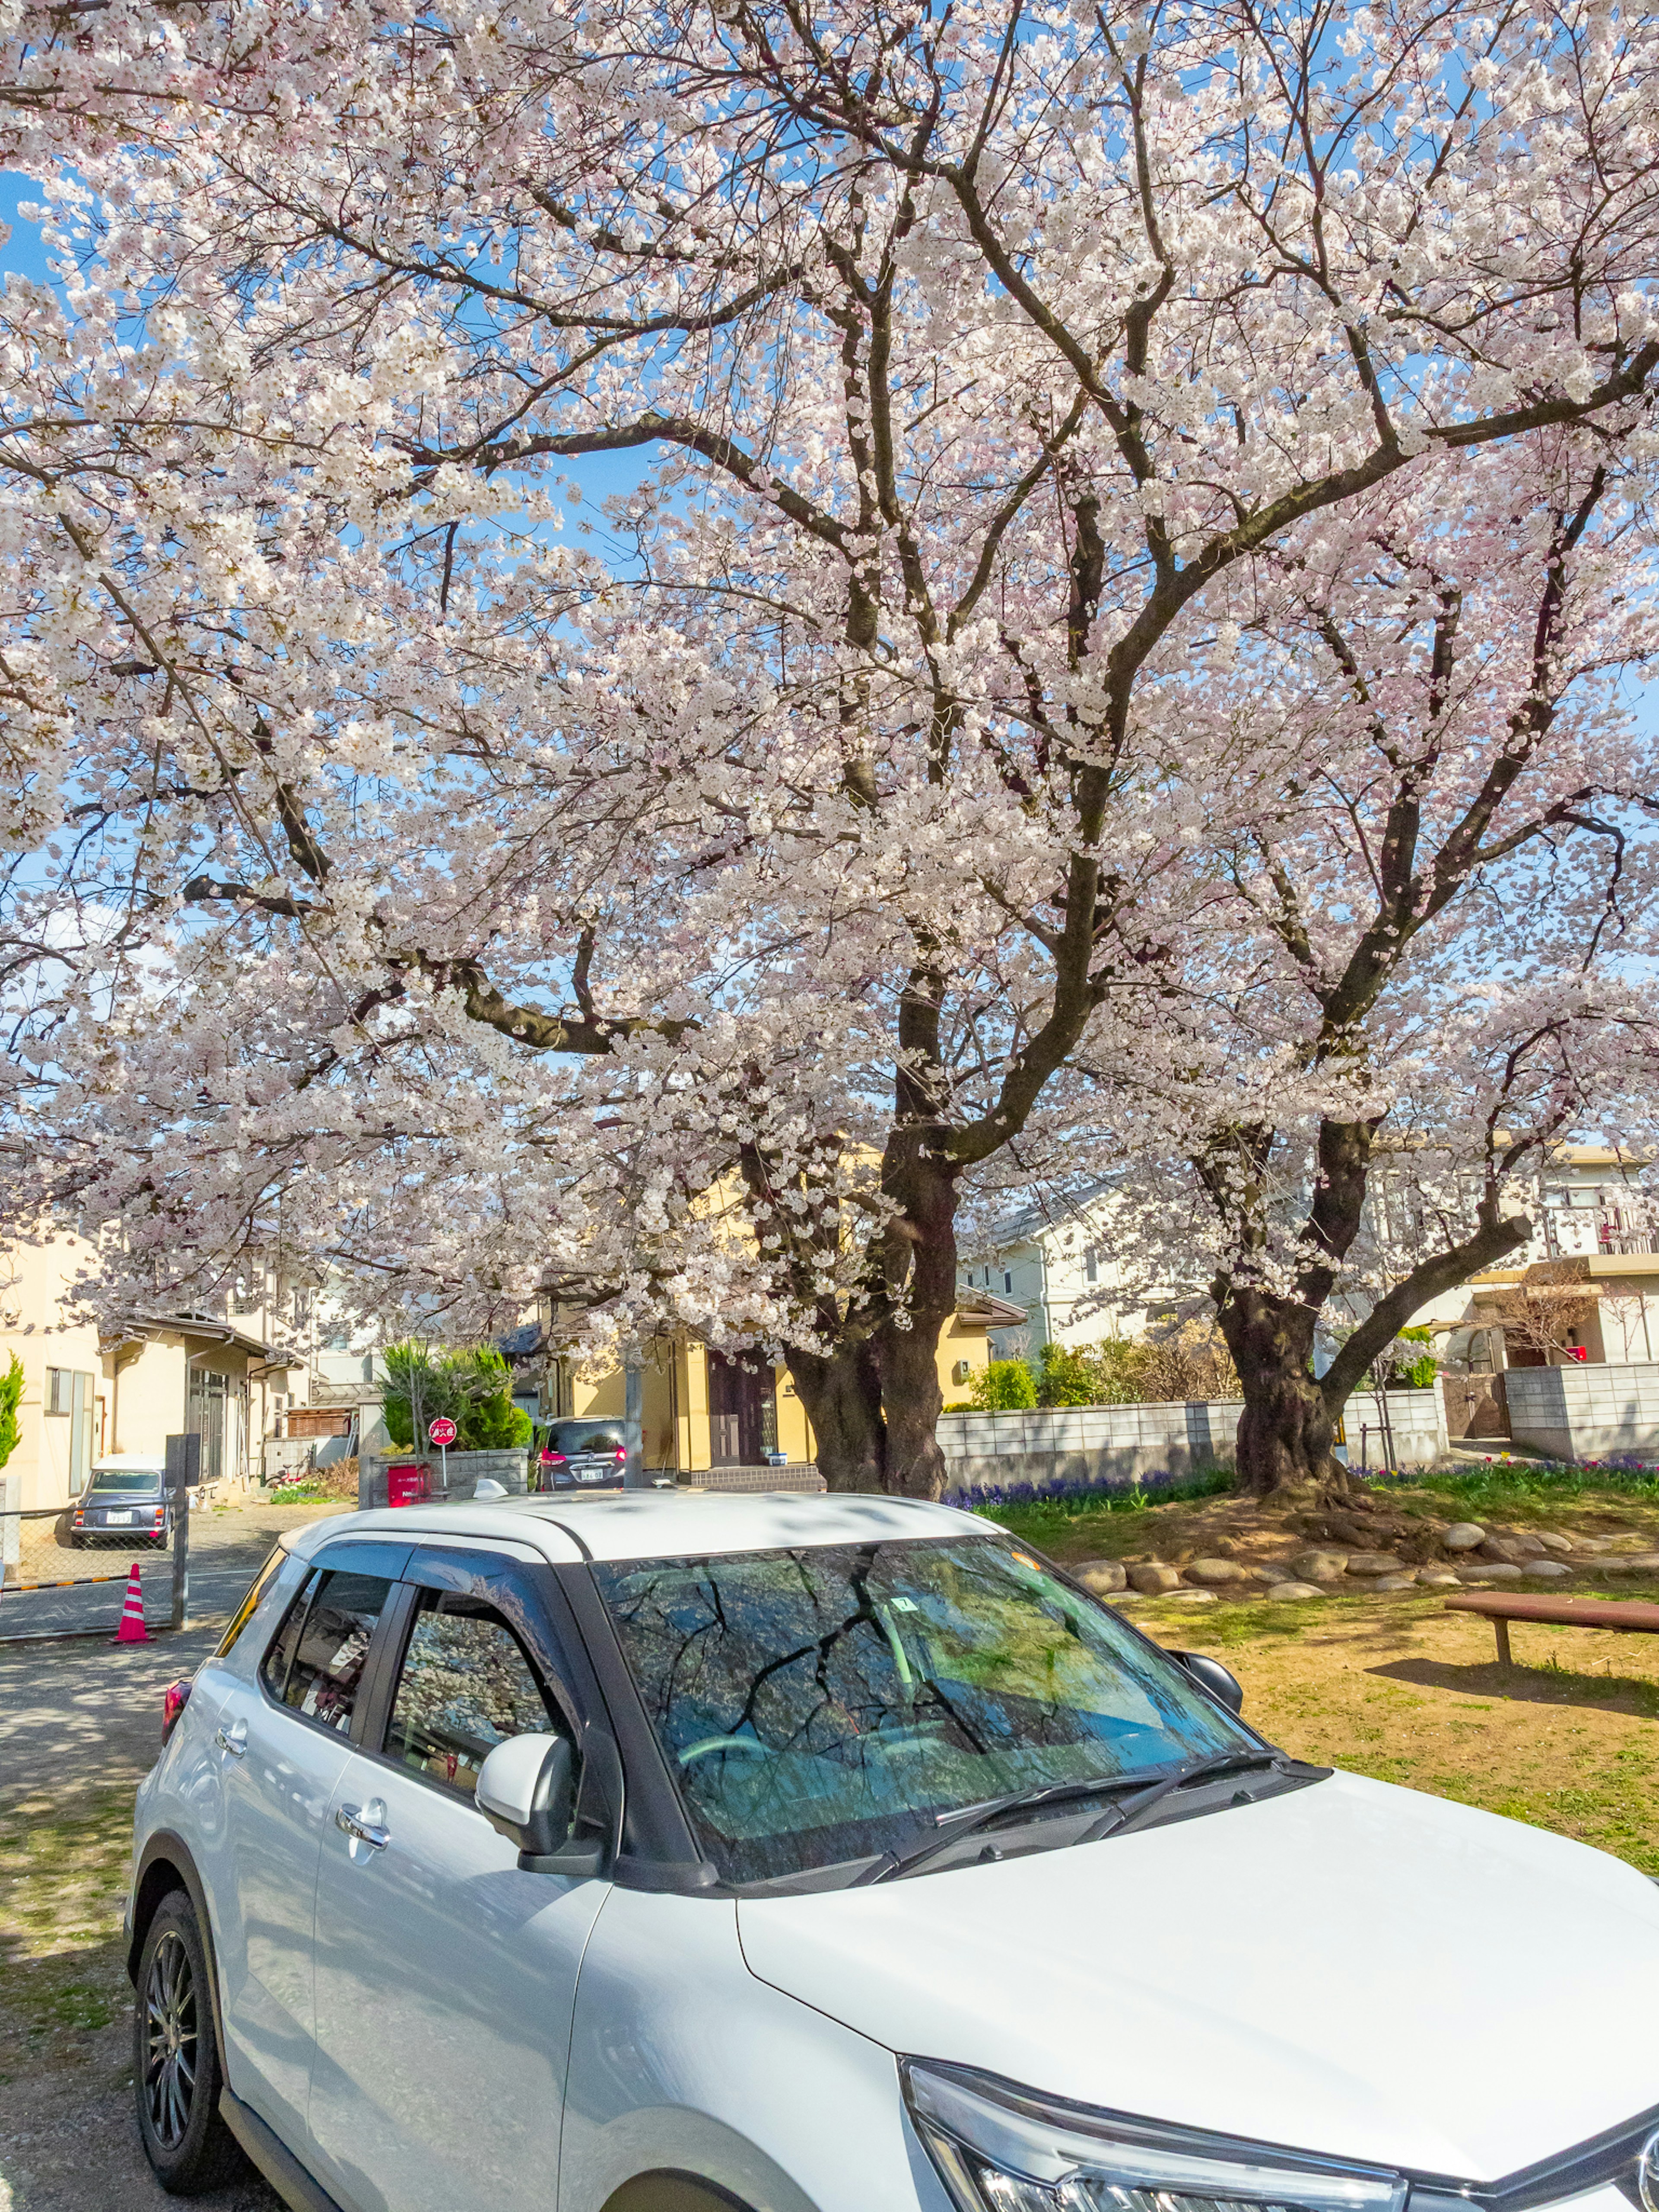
(261, 1569), (392, 1733)
(217, 1544), (289, 1658)
(384, 1589), (561, 1799)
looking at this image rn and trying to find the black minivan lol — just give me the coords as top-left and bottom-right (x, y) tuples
(532, 1419), (631, 1491)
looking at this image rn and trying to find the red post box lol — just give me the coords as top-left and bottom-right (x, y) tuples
(386, 1460), (432, 1507)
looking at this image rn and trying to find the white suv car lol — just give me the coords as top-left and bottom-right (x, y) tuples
(128, 1491), (1659, 2212)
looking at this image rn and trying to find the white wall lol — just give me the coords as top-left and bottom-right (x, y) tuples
(1506, 1362), (1659, 1462)
(938, 1387), (1447, 1494)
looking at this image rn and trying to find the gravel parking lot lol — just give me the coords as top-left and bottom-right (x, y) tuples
(0, 1498), (346, 2212)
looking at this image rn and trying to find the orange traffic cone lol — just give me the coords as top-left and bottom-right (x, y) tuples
(113, 1560), (149, 1644)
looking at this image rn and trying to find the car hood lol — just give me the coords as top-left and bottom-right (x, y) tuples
(736, 1772), (1659, 2180)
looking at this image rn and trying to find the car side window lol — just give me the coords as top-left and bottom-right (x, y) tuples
(260, 1569), (392, 1733)
(384, 1589), (563, 1799)
(218, 1544), (291, 1658)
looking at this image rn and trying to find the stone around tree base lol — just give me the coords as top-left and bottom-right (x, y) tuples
(1457, 1562), (1524, 1581)
(1291, 1551), (1348, 1581)
(1126, 1561), (1183, 1595)
(1265, 1582), (1326, 1600)
(1157, 1589), (1220, 1604)
(1416, 1569), (1462, 1588)
(1442, 1523), (1486, 1551)
(1074, 1560), (1128, 1594)
(1518, 1560), (1572, 1579)
(1185, 1557), (1250, 1586)
(1368, 1575), (1417, 1591)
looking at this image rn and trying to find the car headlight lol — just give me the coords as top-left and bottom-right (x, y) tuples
(902, 2061), (1409, 2212)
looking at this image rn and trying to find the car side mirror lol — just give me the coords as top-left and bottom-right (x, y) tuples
(475, 1734), (604, 1877)
(1170, 1649), (1244, 1715)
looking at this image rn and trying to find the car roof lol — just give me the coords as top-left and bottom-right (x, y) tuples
(294, 1488), (986, 1567)
(89, 1456), (167, 1474)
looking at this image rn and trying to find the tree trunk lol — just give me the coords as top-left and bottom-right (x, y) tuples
(1216, 1288), (1343, 1495)
(784, 1340), (887, 1492)
(784, 1306), (956, 1497)
(873, 1305), (952, 1497)
(781, 1154), (958, 1498)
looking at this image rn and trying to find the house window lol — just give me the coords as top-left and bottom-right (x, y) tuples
(1085, 1248), (1099, 1284)
(1003, 1272), (1013, 1294)
(45, 1368), (95, 1493)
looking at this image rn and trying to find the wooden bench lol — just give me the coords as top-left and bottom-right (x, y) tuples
(1446, 1591), (1659, 1667)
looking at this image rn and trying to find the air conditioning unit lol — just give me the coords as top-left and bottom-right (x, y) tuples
(952, 1359), (972, 1385)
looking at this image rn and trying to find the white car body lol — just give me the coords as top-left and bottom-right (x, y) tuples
(129, 1491), (1659, 2212)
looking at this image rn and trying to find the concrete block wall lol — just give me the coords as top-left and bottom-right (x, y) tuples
(358, 1449), (530, 1511)
(1506, 1362), (1659, 1462)
(938, 1387), (1447, 1497)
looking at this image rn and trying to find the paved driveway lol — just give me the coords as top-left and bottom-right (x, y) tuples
(0, 1498), (346, 2212)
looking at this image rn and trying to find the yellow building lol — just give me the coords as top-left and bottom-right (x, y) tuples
(548, 1293), (1023, 1474)
(0, 1230), (110, 1511)
(1, 1228), (304, 1510)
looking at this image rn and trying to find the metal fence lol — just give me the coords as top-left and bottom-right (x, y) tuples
(0, 1502), (176, 1592)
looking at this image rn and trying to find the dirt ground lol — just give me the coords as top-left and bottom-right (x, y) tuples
(1130, 1586), (1659, 1870)
(998, 1473), (1659, 1579)
(999, 1475), (1659, 1869)
(0, 1498), (347, 2212)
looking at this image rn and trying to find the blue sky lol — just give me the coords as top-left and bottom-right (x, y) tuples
(0, 167), (656, 516)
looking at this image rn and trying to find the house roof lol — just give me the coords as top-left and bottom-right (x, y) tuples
(109, 1313), (304, 1367)
(955, 1291), (1029, 1326)
(972, 1177), (1116, 1254)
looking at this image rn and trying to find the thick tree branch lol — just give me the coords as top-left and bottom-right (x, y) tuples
(1319, 1201), (1532, 1409)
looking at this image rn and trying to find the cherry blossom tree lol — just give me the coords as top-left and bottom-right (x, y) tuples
(6, 0), (1659, 1494)
(1040, 434), (1659, 1491)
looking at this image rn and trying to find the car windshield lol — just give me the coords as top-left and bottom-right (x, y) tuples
(593, 1536), (1258, 1885)
(86, 1470), (164, 1494)
(547, 1424), (625, 1454)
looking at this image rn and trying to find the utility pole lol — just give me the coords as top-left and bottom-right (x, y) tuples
(165, 1432), (200, 1630)
(623, 1357), (646, 1488)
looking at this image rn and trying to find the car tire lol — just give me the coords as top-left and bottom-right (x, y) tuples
(133, 1890), (248, 2194)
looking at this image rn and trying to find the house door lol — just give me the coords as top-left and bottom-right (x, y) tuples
(188, 1368), (229, 1483)
(707, 1353), (777, 1465)
(1443, 1372), (1510, 1440)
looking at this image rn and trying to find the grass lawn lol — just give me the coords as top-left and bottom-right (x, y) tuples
(986, 1468), (1659, 1875)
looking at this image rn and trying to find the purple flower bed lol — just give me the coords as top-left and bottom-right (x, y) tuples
(945, 1467), (1235, 1512)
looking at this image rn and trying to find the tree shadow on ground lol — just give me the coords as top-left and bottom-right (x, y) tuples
(1369, 1655), (1659, 1716)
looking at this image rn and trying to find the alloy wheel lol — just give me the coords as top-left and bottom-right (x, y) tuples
(143, 1929), (197, 2149)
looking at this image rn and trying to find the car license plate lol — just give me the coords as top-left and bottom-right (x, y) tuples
(107, 1510), (134, 1524)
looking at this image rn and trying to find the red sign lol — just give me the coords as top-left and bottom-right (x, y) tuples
(428, 1416), (458, 1447)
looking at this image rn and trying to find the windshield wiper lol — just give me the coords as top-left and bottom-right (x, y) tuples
(866, 1769), (1186, 1885)
(1074, 1749), (1287, 1844)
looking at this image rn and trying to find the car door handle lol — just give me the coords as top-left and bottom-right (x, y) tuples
(215, 1721), (248, 1758)
(335, 1800), (390, 1850)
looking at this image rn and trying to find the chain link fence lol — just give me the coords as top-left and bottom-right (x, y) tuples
(1, 1502), (174, 1592)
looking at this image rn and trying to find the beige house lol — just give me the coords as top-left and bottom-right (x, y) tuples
(0, 1228), (305, 1510)
(543, 1292), (1024, 1474)
(0, 1231), (110, 1510)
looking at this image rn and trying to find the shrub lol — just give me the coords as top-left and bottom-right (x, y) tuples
(1035, 1342), (1102, 1406)
(0, 1352), (21, 1473)
(968, 1358), (1039, 1410)
(384, 1341), (531, 1451)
